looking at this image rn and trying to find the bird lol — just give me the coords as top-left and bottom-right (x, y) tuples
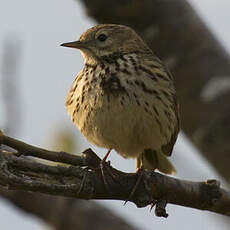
(61, 24), (180, 178)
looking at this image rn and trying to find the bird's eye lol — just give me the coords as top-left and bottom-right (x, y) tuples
(97, 34), (107, 42)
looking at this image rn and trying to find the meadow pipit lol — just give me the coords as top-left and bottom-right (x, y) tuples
(61, 24), (180, 182)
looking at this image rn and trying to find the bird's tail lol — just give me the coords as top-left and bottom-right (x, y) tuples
(136, 149), (176, 175)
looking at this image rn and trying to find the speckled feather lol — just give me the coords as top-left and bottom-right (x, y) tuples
(64, 24), (180, 174)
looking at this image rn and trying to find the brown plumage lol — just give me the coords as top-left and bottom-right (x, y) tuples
(61, 24), (180, 174)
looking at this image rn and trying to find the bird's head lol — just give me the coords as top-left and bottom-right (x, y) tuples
(61, 24), (151, 64)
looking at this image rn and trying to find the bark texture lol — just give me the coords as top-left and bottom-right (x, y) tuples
(1, 134), (230, 218)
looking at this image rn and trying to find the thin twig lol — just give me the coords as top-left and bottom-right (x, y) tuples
(2, 135), (86, 167)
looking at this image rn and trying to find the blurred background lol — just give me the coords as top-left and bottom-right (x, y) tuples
(1, 0), (230, 229)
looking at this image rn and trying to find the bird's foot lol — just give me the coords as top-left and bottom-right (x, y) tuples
(100, 158), (118, 194)
(99, 149), (118, 194)
(124, 168), (144, 205)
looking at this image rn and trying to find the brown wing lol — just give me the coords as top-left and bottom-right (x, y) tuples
(162, 93), (180, 156)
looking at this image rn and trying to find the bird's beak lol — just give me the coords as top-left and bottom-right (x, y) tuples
(60, 40), (87, 49)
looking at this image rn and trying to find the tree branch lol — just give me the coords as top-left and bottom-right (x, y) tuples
(1, 131), (230, 217)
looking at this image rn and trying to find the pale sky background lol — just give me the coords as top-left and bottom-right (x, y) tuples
(0, 0), (230, 229)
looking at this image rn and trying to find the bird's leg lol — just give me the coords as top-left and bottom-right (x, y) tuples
(124, 154), (144, 204)
(100, 149), (115, 193)
(101, 148), (112, 164)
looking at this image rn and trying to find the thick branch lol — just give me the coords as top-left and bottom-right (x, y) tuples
(1, 132), (230, 217)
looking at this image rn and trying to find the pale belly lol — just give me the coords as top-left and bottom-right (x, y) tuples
(74, 93), (164, 159)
